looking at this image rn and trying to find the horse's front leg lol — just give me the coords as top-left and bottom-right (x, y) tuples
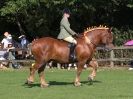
(38, 64), (49, 88)
(88, 60), (98, 81)
(74, 63), (84, 87)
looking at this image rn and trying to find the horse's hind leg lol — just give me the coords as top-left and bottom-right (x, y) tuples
(26, 62), (39, 84)
(38, 64), (49, 88)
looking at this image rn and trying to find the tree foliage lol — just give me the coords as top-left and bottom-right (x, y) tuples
(0, 0), (133, 45)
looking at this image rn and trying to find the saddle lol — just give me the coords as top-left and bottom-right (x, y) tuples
(58, 39), (77, 62)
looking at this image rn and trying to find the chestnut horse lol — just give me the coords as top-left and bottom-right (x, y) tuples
(26, 26), (114, 87)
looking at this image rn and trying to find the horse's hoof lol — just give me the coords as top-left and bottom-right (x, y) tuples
(74, 82), (81, 87)
(88, 76), (93, 81)
(40, 83), (49, 88)
(88, 77), (93, 85)
(25, 80), (33, 85)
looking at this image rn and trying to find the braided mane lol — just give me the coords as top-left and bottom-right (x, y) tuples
(84, 25), (109, 34)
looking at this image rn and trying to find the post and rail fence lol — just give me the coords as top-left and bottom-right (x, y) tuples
(0, 46), (133, 68)
(95, 46), (133, 67)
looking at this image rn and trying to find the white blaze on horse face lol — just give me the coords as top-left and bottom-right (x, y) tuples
(84, 36), (91, 44)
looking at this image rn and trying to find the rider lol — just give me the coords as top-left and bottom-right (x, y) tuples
(58, 8), (79, 61)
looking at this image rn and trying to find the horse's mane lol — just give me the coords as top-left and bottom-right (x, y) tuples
(84, 25), (109, 33)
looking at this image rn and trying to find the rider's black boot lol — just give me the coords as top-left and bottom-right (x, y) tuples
(69, 43), (77, 62)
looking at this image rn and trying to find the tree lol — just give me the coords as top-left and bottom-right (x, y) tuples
(0, 0), (39, 35)
(0, 0), (133, 45)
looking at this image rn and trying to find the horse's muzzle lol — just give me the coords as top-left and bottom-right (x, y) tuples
(105, 44), (114, 51)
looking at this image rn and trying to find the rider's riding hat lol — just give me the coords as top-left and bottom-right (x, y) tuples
(62, 8), (71, 15)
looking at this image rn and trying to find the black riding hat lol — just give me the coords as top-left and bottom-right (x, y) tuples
(62, 8), (71, 15)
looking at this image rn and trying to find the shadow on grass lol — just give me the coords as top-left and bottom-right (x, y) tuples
(23, 83), (40, 88)
(23, 80), (102, 88)
(49, 80), (101, 86)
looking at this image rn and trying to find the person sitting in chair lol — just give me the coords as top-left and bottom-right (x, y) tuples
(57, 8), (79, 61)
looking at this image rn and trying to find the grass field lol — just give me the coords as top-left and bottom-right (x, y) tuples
(0, 68), (133, 99)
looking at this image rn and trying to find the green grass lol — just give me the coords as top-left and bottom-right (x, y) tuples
(0, 68), (133, 99)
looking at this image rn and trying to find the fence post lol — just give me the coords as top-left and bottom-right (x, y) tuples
(9, 61), (13, 68)
(8, 51), (14, 68)
(110, 49), (114, 67)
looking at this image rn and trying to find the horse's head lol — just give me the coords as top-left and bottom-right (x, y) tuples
(83, 26), (114, 51)
(100, 28), (114, 51)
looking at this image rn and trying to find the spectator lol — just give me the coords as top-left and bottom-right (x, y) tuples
(18, 35), (29, 59)
(18, 35), (29, 49)
(7, 44), (21, 69)
(0, 43), (8, 69)
(1, 32), (12, 48)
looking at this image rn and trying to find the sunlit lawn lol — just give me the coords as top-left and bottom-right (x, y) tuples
(0, 67), (133, 99)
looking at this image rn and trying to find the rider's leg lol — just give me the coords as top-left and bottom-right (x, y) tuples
(69, 43), (76, 60)
(64, 36), (77, 61)
(64, 36), (77, 44)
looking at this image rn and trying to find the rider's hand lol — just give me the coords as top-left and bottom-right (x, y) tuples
(74, 34), (80, 38)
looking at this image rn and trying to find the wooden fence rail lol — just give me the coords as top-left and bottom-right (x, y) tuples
(0, 46), (133, 67)
(96, 46), (133, 67)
